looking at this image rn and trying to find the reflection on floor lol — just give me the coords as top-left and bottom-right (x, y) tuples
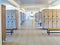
(3, 29), (60, 45)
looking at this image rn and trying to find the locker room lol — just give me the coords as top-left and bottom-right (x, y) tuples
(1, 0), (60, 45)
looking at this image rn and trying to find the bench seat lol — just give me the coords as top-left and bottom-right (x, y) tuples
(6, 28), (15, 35)
(48, 28), (60, 30)
(47, 28), (60, 35)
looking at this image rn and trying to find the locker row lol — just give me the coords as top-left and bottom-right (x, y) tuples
(20, 12), (26, 25)
(6, 10), (17, 29)
(44, 22), (60, 28)
(42, 9), (60, 28)
(1, 5), (26, 41)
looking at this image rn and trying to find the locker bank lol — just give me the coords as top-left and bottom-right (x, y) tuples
(1, 0), (60, 45)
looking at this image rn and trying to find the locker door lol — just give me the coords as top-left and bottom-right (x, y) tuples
(53, 9), (57, 28)
(9, 20), (11, 28)
(11, 11), (16, 20)
(13, 20), (16, 28)
(44, 9), (49, 28)
(44, 9), (49, 18)
(53, 20), (56, 28)
(49, 20), (52, 28)
(49, 9), (52, 20)
(6, 12), (8, 28)
(38, 12), (41, 20)
(57, 9), (60, 18)
(44, 19), (49, 28)
(6, 10), (11, 28)
(49, 9), (53, 28)
(57, 9), (60, 28)
(6, 20), (9, 28)
(41, 14), (45, 28)
(10, 20), (13, 28)
(20, 12), (22, 22)
(57, 21), (60, 28)
(6, 11), (11, 20)
(6, 11), (11, 28)
(11, 20), (16, 28)
(49, 9), (52, 19)
(6, 20), (11, 28)
(6, 11), (9, 20)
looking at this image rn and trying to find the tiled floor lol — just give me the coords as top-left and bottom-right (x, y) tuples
(3, 29), (60, 45)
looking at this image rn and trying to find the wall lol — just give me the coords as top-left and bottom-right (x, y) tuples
(0, 5), (2, 45)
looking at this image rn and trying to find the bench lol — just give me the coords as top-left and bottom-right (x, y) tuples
(6, 28), (17, 35)
(47, 28), (60, 35)
(6, 28), (14, 35)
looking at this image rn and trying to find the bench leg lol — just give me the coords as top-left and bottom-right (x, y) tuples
(11, 30), (13, 35)
(47, 30), (50, 35)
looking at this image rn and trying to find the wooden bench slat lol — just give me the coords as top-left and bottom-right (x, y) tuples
(6, 28), (17, 30)
(48, 28), (60, 30)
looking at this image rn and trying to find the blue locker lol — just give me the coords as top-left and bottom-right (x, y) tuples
(6, 10), (11, 20)
(6, 20), (11, 28)
(11, 11), (16, 20)
(11, 20), (16, 28)
(6, 10), (16, 29)
(13, 20), (16, 28)
(6, 21), (9, 28)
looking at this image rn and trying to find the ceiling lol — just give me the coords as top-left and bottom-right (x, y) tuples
(0, 0), (17, 7)
(1, 0), (60, 11)
(14, 0), (48, 5)
(6, 0), (57, 7)
(49, 0), (60, 6)
(0, 0), (59, 7)
(14, 0), (57, 5)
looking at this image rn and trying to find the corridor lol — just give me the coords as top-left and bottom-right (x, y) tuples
(20, 14), (41, 30)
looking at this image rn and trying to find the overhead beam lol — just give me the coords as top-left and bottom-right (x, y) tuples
(20, 5), (48, 12)
(20, 5), (48, 8)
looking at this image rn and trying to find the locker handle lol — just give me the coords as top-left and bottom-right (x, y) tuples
(12, 21), (13, 23)
(52, 16), (54, 17)
(56, 16), (58, 17)
(56, 21), (58, 22)
(8, 21), (9, 23)
(8, 16), (9, 17)
(12, 16), (13, 17)
(52, 21), (53, 22)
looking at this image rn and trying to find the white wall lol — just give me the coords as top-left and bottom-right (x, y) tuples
(0, 5), (2, 45)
